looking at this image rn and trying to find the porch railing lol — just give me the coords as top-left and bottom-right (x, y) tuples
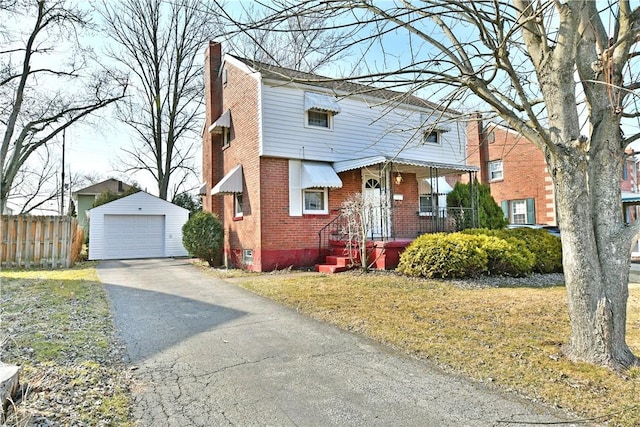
(417, 206), (477, 234)
(317, 205), (479, 264)
(317, 212), (348, 263)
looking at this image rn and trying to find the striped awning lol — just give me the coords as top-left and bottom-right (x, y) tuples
(301, 162), (343, 189)
(304, 92), (341, 114)
(208, 109), (231, 134)
(212, 164), (243, 194)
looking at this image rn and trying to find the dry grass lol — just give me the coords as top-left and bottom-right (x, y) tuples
(0, 263), (133, 426)
(228, 271), (640, 426)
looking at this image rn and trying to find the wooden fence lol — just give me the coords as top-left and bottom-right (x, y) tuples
(0, 215), (77, 269)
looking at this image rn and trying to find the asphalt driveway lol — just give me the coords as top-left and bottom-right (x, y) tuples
(98, 258), (581, 427)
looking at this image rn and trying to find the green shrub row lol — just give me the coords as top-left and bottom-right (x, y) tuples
(462, 228), (562, 274)
(397, 228), (562, 279)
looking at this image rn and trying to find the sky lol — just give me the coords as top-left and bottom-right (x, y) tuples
(5, 0), (640, 214)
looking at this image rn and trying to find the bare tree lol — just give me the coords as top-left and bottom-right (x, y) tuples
(242, 1), (640, 370)
(98, 0), (217, 201)
(0, 0), (127, 214)
(213, 1), (350, 73)
(7, 148), (61, 214)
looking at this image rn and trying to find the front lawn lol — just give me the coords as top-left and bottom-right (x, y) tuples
(0, 263), (133, 426)
(228, 271), (640, 426)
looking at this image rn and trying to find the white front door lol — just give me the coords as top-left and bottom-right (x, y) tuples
(362, 171), (390, 238)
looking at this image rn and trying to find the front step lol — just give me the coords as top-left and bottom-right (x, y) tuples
(315, 254), (355, 274)
(315, 264), (351, 274)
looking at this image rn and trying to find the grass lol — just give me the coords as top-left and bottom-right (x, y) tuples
(226, 271), (640, 426)
(0, 262), (133, 426)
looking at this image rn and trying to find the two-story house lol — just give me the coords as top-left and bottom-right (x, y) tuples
(467, 114), (640, 227)
(202, 42), (478, 272)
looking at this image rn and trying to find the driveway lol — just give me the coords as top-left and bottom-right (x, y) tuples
(98, 259), (581, 427)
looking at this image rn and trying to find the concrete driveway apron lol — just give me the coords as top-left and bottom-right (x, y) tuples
(98, 258), (582, 427)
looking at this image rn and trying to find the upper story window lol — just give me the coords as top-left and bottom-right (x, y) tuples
(304, 92), (340, 130)
(307, 110), (330, 128)
(423, 131), (440, 144)
(489, 160), (503, 181)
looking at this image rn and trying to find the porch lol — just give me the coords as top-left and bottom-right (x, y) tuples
(316, 206), (477, 273)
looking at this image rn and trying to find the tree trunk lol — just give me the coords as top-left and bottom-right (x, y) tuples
(552, 146), (638, 370)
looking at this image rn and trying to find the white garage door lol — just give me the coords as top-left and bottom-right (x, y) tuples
(103, 215), (165, 259)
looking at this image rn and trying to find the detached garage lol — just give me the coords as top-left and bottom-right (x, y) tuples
(88, 191), (189, 260)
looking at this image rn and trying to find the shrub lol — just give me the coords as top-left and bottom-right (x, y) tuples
(398, 233), (488, 278)
(447, 181), (508, 230)
(478, 234), (535, 277)
(463, 228), (562, 274)
(503, 228), (563, 273)
(182, 211), (223, 267)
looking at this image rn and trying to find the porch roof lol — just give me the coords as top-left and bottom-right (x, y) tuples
(332, 155), (479, 175)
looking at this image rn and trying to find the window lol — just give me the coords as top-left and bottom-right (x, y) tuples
(234, 193), (243, 217)
(489, 160), (503, 181)
(222, 127), (231, 148)
(243, 249), (253, 265)
(307, 110), (330, 128)
(511, 200), (527, 224)
(303, 189), (328, 214)
(419, 195), (434, 215)
(423, 131), (440, 144)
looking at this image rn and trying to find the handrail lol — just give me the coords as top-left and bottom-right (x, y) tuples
(317, 211), (348, 264)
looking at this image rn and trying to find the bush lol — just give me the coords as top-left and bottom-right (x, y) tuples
(447, 181), (508, 230)
(398, 233), (488, 278)
(463, 228), (562, 274)
(182, 211), (223, 267)
(478, 234), (535, 277)
(502, 228), (562, 273)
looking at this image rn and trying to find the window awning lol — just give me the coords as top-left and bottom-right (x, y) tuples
(208, 109), (231, 134)
(212, 164), (243, 194)
(198, 182), (207, 196)
(304, 92), (341, 114)
(301, 162), (343, 189)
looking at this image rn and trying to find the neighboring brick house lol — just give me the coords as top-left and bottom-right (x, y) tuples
(467, 116), (556, 225)
(201, 42), (479, 272)
(467, 115), (640, 227)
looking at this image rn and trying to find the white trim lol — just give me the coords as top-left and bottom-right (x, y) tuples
(302, 188), (329, 215)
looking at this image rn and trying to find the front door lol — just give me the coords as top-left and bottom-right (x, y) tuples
(362, 171), (390, 238)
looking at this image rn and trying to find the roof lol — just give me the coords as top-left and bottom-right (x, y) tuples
(72, 179), (134, 197)
(229, 55), (459, 115)
(89, 191), (188, 213)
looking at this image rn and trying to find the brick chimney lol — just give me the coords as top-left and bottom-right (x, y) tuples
(466, 113), (489, 184)
(202, 41), (224, 216)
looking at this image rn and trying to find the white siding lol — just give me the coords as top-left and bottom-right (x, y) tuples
(260, 84), (467, 166)
(88, 192), (189, 260)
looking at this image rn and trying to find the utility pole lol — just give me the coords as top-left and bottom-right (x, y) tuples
(60, 128), (65, 215)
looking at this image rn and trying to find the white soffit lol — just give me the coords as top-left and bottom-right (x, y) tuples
(208, 109), (231, 133)
(301, 162), (343, 189)
(212, 164), (243, 194)
(304, 92), (341, 114)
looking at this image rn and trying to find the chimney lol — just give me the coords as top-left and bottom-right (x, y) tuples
(202, 41), (224, 215)
(467, 113), (489, 185)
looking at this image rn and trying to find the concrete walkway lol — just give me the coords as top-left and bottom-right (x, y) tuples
(98, 258), (582, 427)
